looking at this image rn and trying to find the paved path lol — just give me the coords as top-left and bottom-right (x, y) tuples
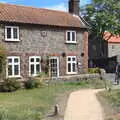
(64, 89), (104, 120)
(104, 73), (115, 82)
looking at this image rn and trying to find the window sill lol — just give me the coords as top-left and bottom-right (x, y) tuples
(5, 39), (20, 42)
(65, 42), (77, 44)
(29, 74), (39, 77)
(7, 75), (21, 78)
(66, 72), (77, 75)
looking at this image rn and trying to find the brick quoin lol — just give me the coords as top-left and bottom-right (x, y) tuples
(83, 31), (88, 73)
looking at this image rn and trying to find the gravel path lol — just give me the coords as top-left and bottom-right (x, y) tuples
(64, 89), (104, 120)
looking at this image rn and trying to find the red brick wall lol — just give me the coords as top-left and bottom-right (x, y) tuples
(83, 31), (88, 73)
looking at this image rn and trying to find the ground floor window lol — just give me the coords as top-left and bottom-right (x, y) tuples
(67, 56), (77, 74)
(29, 56), (41, 76)
(7, 56), (20, 78)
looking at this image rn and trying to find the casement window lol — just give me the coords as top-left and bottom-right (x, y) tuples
(67, 56), (77, 74)
(29, 56), (41, 76)
(66, 31), (76, 43)
(5, 26), (19, 41)
(112, 45), (115, 49)
(7, 56), (20, 78)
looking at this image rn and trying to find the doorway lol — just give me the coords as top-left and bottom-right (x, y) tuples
(49, 57), (59, 78)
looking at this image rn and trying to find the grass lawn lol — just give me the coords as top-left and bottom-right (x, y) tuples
(0, 79), (105, 120)
(98, 89), (120, 120)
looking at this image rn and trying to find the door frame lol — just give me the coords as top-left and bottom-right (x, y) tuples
(49, 57), (59, 78)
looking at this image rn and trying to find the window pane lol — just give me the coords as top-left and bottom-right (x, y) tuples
(31, 58), (34, 62)
(72, 57), (76, 61)
(68, 63), (71, 72)
(14, 58), (19, 63)
(8, 65), (12, 76)
(67, 32), (71, 41)
(72, 63), (76, 72)
(14, 65), (19, 75)
(31, 65), (34, 75)
(68, 58), (71, 61)
(36, 58), (40, 62)
(7, 28), (11, 39)
(8, 58), (12, 63)
(72, 32), (75, 41)
(13, 28), (18, 39)
(36, 64), (40, 74)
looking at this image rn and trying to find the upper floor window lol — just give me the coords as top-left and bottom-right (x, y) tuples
(29, 56), (41, 76)
(66, 31), (76, 43)
(5, 26), (19, 41)
(112, 45), (115, 49)
(7, 56), (20, 78)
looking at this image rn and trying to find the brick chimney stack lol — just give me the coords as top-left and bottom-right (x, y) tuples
(69, 0), (80, 16)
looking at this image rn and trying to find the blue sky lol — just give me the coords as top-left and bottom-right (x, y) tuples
(0, 0), (91, 11)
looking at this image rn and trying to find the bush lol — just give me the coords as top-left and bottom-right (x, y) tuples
(88, 68), (100, 74)
(0, 78), (21, 92)
(35, 72), (47, 88)
(24, 78), (36, 89)
(25, 73), (47, 89)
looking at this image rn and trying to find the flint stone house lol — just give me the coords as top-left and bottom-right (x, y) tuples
(0, 0), (88, 79)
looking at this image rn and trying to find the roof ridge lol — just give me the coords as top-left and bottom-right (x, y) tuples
(0, 3), (70, 14)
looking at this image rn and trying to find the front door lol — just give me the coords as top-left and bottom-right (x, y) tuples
(49, 57), (59, 78)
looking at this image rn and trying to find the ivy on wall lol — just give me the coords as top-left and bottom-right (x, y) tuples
(0, 44), (7, 80)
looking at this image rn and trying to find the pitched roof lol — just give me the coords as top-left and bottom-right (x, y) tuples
(104, 32), (120, 43)
(0, 3), (86, 28)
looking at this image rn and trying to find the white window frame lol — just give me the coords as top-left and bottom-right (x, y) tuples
(49, 57), (59, 78)
(6, 56), (20, 78)
(66, 56), (77, 74)
(66, 30), (76, 43)
(29, 56), (41, 77)
(5, 26), (20, 41)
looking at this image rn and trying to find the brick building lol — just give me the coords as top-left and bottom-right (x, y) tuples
(89, 32), (120, 73)
(0, 0), (88, 79)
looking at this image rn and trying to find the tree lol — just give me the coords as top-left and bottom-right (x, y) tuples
(81, 0), (120, 42)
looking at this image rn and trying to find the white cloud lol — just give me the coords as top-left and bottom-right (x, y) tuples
(45, 3), (68, 12)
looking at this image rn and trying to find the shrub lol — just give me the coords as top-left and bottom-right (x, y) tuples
(35, 72), (47, 88)
(25, 73), (47, 89)
(88, 68), (100, 74)
(0, 78), (21, 92)
(24, 78), (36, 89)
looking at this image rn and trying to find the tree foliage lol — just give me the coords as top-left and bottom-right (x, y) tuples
(82, 0), (120, 41)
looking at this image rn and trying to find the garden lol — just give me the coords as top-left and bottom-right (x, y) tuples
(0, 79), (106, 120)
(1, 44), (120, 120)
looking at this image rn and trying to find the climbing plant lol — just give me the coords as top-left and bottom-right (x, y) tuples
(0, 43), (7, 81)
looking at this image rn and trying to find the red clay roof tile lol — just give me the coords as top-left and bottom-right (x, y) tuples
(0, 3), (86, 28)
(104, 32), (120, 43)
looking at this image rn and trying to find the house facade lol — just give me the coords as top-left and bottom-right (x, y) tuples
(0, 0), (88, 79)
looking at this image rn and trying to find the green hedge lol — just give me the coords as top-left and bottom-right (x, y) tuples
(0, 78), (21, 92)
(88, 68), (100, 74)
